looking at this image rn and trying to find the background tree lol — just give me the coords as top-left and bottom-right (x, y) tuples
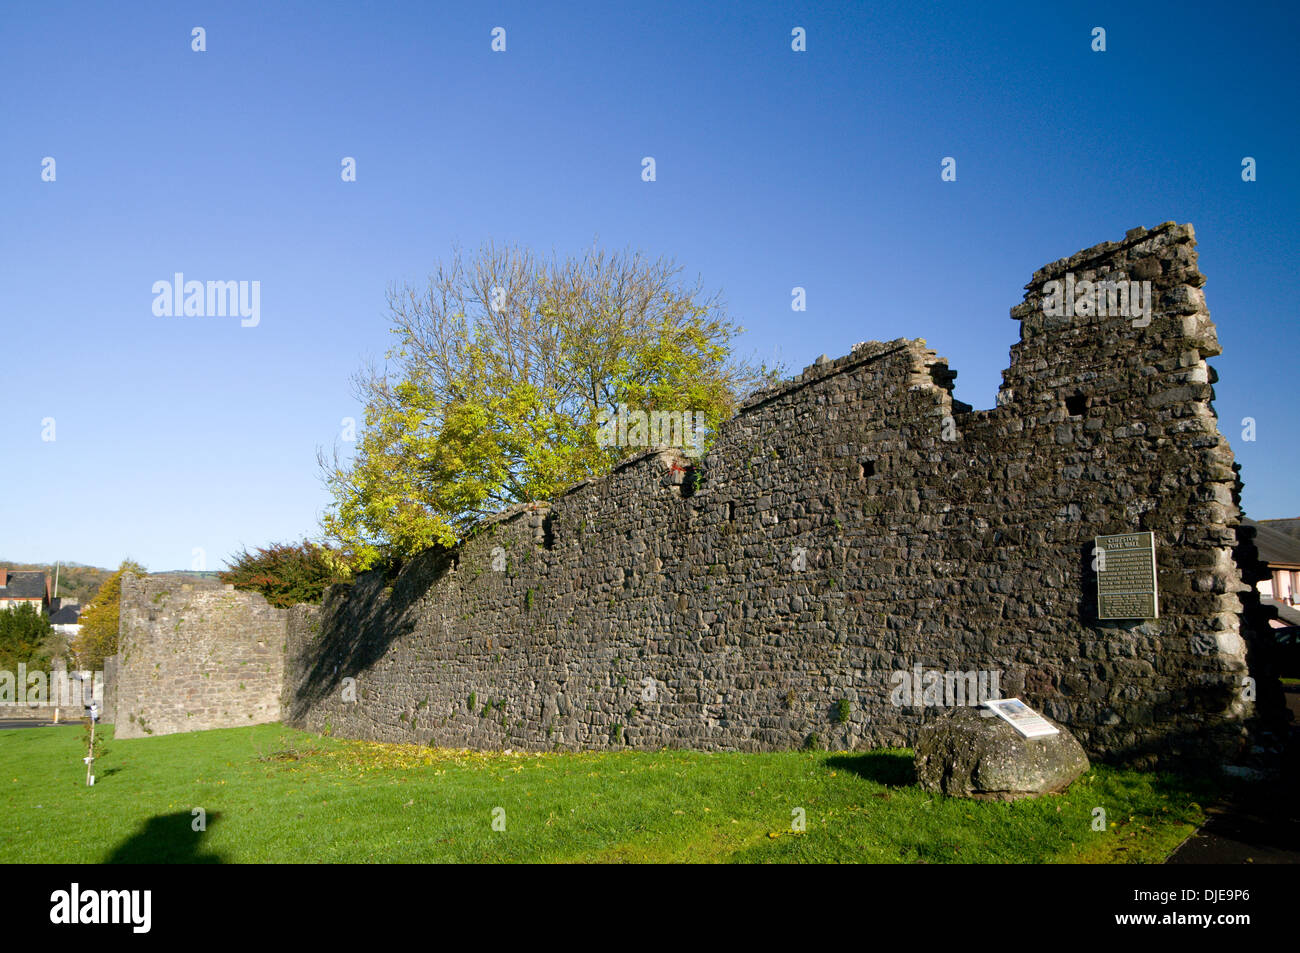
(219, 541), (354, 608)
(321, 241), (779, 567)
(0, 603), (53, 673)
(71, 559), (147, 671)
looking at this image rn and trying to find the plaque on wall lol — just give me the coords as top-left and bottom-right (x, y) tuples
(1094, 531), (1159, 620)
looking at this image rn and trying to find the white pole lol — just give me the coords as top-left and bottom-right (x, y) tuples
(85, 703), (97, 786)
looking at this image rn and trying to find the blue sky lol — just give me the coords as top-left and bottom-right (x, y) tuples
(2, 1), (1296, 572)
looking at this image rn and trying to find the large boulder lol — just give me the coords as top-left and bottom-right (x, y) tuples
(914, 706), (1089, 800)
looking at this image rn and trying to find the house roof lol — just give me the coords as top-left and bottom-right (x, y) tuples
(1256, 518), (1300, 545)
(0, 570), (50, 600)
(49, 602), (81, 624)
(1261, 597), (1300, 626)
(1242, 519), (1300, 568)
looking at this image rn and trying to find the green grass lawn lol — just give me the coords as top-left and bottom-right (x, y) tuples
(0, 723), (1216, 863)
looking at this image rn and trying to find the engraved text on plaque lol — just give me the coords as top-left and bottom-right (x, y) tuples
(1095, 531), (1159, 619)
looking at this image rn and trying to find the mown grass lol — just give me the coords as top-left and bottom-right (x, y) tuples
(0, 723), (1216, 863)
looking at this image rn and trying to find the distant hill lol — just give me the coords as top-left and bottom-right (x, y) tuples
(0, 560), (113, 606)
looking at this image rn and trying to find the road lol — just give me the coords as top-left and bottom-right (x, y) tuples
(1166, 683), (1300, 864)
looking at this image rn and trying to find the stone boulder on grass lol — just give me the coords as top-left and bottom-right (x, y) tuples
(914, 706), (1089, 800)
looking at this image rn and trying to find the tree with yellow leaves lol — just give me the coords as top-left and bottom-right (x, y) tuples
(320, 242), (778, 568)
(71, 559), (147, 670)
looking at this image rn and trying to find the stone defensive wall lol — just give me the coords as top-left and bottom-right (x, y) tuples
(106, 224), (1279, 764)
(114, 574), (286, 739)
(269, 223), (1277, 766)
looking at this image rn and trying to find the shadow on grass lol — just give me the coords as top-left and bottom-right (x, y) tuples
(105, 811), (225, 864)
(825, 752), (916, 787)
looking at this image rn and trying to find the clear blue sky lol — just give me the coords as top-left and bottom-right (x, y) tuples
(2, 1), (1296, 572)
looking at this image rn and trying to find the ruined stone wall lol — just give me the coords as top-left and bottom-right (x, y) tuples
(282, 223), (1265, 765)
(116, 574), (287, 738)
(101, 653), (119, 724)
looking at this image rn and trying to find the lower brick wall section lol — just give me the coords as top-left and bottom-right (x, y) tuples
(115, 574), (286, 739)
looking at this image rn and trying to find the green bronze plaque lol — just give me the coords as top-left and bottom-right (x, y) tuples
(1094, 531), (1159, 620)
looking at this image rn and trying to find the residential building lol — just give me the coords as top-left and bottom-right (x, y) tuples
(1243, 518), (1300, 627)
(0, 569), (51, 613)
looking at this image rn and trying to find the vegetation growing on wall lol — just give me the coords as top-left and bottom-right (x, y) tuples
(219, 541), (354, 609)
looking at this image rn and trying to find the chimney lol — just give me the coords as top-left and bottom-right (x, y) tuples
(0, 569), (7, 588)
